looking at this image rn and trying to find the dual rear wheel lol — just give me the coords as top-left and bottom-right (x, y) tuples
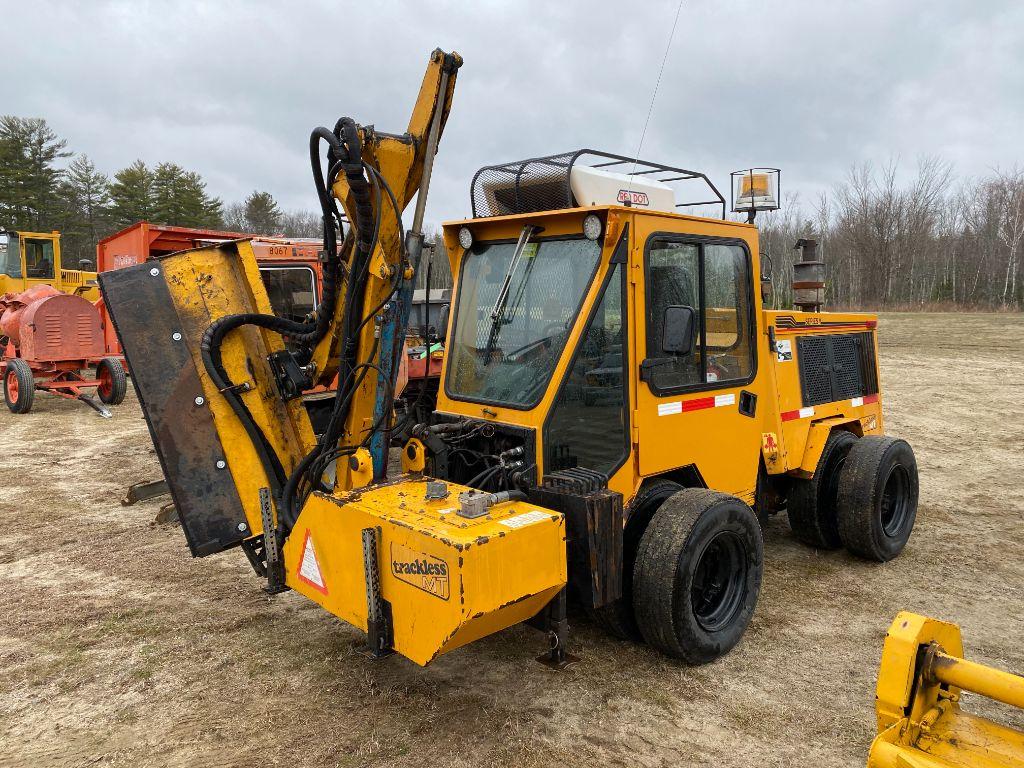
(788, 432), (918, 561)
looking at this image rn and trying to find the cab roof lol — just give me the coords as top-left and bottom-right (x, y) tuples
(468, 149), (727, 220)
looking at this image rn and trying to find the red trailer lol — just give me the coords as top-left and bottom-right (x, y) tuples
(1, 284), (126, 415)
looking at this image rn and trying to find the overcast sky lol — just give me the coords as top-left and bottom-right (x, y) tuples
(5, 0), (1023, 229)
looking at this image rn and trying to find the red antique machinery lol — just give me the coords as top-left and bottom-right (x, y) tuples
(1, 284), (126, 416)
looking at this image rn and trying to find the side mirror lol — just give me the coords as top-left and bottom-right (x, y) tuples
(436, 303), (450, 338)
(662, 305), (695, 355)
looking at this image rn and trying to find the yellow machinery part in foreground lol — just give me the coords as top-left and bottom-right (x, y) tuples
(869, 612), (1024, 767)
(282, 476), (567, 666)
(109, 235), (568, 667)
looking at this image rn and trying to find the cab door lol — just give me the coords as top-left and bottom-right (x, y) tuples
(634, 233), (762, 501)
(22, 236), (57, 291)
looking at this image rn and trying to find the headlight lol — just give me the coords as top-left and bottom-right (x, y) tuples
(458, 226), (474, 249)
(583, 214), (602, 241)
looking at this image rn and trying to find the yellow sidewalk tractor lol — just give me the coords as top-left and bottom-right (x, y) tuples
(99, 49), (919, 668)
(0, 229), (99, 299)
(868, 613), (1024, 768)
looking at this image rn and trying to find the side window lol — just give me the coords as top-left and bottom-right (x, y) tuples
(544, 264), (627, 474)
(646, 243), (701, 389)
(645, 239), (753, 392)
(704, 244), (752, 382)
(25, 239), (55, 279)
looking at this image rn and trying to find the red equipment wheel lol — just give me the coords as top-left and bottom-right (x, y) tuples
(4, 358), (35, 414)
(96, 357), (128, 405)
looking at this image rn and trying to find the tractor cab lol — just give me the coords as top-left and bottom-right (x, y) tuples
(433, 151), (761, 503)
(0, 230), (99, 299)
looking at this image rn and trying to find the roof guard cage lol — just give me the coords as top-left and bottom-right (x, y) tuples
(469, 149), (727, 219)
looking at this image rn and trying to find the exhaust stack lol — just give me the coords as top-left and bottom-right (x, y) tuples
(793, 238), (825, 312)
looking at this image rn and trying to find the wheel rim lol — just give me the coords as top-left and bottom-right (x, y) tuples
(881, 464), (911, 537)
(690, 531), (747, 632)
(6, 370), (18, 402)
(98, 365), (112, 399)
(824, 452), (848, 509)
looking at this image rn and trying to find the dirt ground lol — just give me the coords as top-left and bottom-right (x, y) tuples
(1, 312), (1022, 768)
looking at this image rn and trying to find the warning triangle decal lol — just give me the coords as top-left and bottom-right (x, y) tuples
(296, 529), (328, 595)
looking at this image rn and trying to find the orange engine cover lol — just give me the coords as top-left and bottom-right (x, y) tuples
(5, 289), (104, 363)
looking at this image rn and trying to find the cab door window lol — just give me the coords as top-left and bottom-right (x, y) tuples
(645, 239), (753, 393)
(544, 263), (628, 474)
(25, 238), (55, 279)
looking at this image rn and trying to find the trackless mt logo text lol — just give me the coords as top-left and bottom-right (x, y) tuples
(391, 542), (450, 600)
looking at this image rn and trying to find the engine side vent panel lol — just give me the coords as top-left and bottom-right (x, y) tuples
(797, 332), (878, 407)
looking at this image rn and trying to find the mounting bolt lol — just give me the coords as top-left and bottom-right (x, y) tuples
(237, 522), (248, 532)
(149, 267), (159, 276)
(216, 460), (226, 470)
(171, 332), (182, 342)
(194, 396), (205, 406)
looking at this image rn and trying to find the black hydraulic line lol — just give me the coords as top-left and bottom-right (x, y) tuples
(466, 463), (502, 489)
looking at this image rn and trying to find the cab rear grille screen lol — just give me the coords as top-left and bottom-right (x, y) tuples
(797, 332), (878, 407)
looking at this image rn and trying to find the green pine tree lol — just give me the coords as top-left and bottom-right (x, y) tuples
(243, 190), (282, 235)
(109, 160), (154, 227)
(0, 116), (70, 230)
(150, 162), (222, 228)
(57, 155), (111, 268)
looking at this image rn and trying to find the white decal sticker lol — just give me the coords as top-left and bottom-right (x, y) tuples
(776, 339), (793, 362)
(297, 531), (326, 593)
(658, 401), (683, 416)
(799, 406), (815, 419)
(714, 393), (736, 408)
(500, 510), (552, 529)
(851, 397), (864, 407)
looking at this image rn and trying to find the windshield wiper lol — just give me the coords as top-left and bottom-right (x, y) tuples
(484, 224), (542, 360)
(490, 224), (542, 321)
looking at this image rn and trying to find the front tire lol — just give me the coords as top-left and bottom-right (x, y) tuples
(4, 358), (35, 414)
(633, 489), (763, 664)
(837, 436), (918, 561)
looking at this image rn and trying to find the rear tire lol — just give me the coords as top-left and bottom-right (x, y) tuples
(96, 357), (127, 405)
(787, 429), (857, 549)
(837, 436), (918, 562)
(633, 488), (763, 664)
(589, 478), (682, 640)
(4, 358), (35, 414)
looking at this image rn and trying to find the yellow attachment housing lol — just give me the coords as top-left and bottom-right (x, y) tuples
(869, 612), (1024, 768)
(283, 476), (567, 666)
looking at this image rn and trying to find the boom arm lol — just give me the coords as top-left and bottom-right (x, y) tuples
(310, 48), (462, 485)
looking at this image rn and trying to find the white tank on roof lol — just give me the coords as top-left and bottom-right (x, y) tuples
(570, 165), (677, 213)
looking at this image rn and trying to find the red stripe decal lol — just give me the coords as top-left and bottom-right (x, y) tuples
(863, 393), (879, 404)
(774, 323), (876, 335)
(681, 396), (716, 412)
(780, 409), (801, 422)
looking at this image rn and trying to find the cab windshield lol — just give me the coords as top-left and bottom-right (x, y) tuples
(0, 233), (20, 278)
(446, 236), (601, 407)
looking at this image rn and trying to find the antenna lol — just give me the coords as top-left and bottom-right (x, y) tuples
(626, 0), (685, 193)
